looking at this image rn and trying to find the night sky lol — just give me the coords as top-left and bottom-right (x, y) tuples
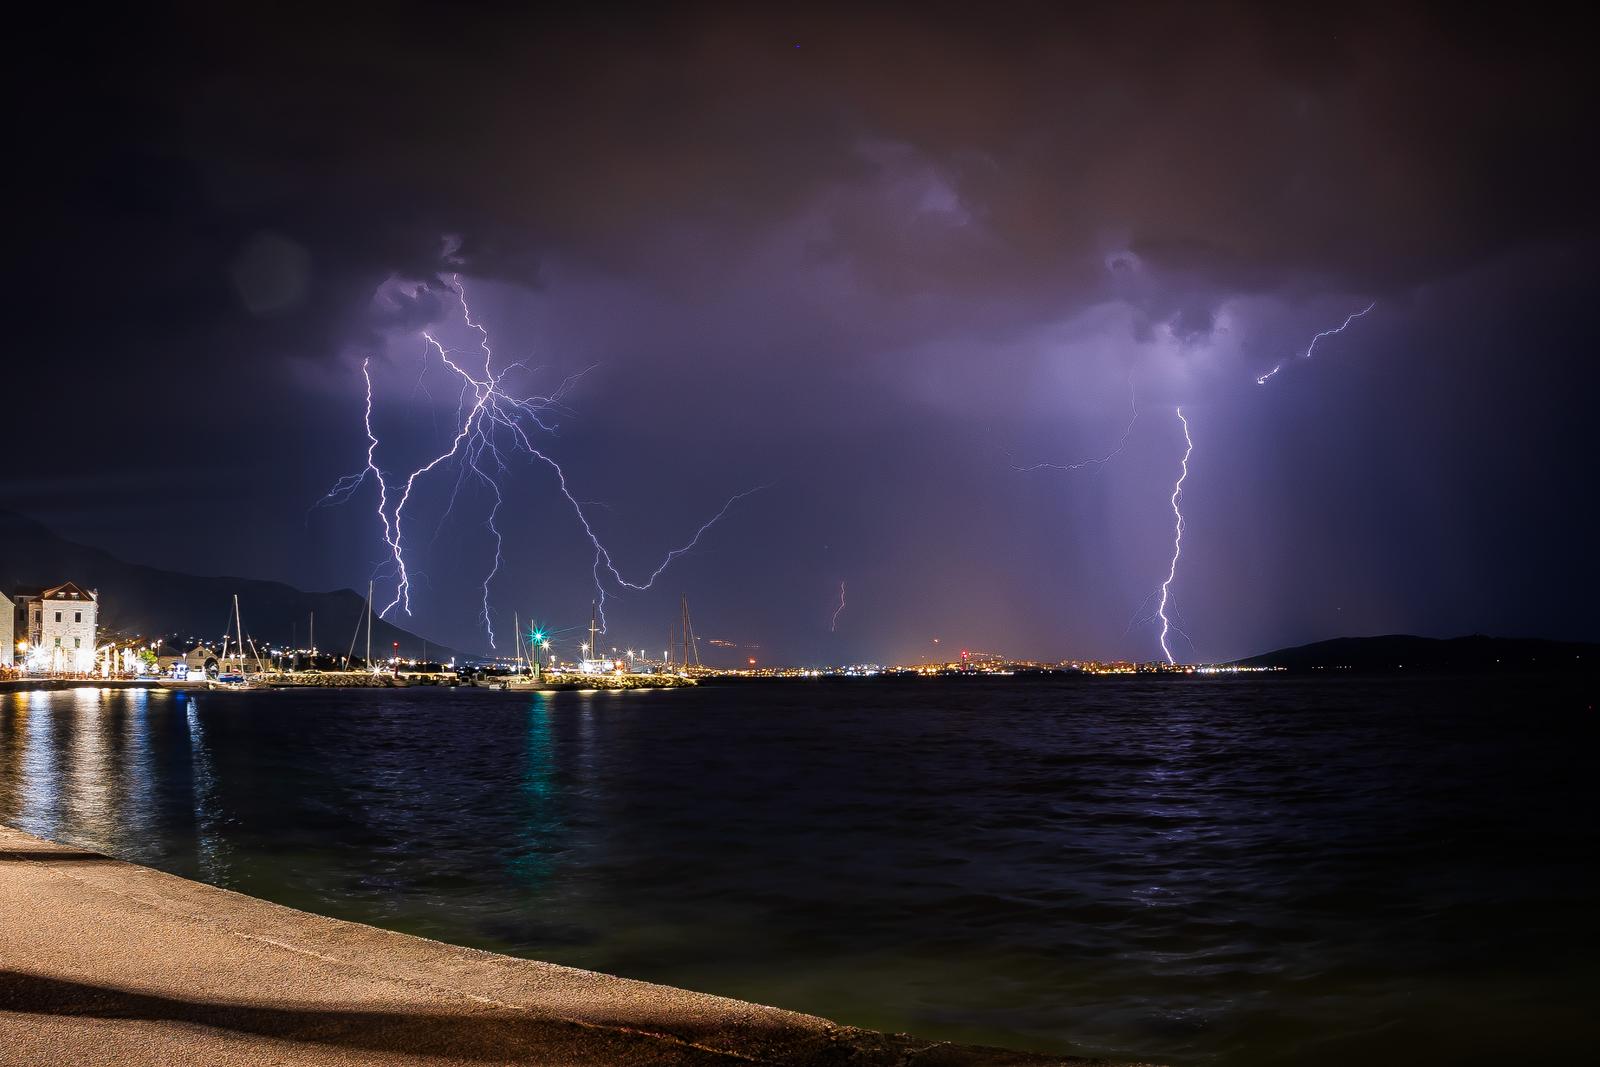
(11, 3), (1597, 663)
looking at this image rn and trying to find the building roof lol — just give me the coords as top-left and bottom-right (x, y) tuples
(40, 582), (96, 602)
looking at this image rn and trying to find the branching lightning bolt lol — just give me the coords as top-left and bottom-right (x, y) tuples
(323, 275), (763, 648)
(1257, 302), (1376, 385)
(1154, 407), (1192, 665)
(519, 454), (767, 632)
(1012, 370), (1139, 472)
(830, 581), (846, 632)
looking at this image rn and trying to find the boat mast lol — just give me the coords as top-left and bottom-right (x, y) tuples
(365, 580), (373, 670)
(680, 596), (699, 669)
(235, 594), (264, 674)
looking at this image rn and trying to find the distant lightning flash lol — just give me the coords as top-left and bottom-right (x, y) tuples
(1012, 370), (1139, 472)
(518, 452), (767, 633)
(324, 276), (762, 648)
(1154, 407), (1192, 665)
(1257, 302), (1376, 385)
(831, 581), (846, 631)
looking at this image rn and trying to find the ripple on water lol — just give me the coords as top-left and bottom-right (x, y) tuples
(0, 676), (1595, 1066)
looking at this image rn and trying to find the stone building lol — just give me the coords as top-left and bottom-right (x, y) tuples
(0, 591), (13, 668)
(157, 644), (221, 678)
(31, 582), (98, 673)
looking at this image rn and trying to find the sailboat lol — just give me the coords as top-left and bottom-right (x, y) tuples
(214, 594), (266, 688)
(341, 580), (381, 676)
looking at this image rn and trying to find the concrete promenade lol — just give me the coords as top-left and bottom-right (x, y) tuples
(0, 825), (1138, 1066)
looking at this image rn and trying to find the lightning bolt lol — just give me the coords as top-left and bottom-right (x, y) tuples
(1071, 302), (1372, 662)
(831, 581), (846, 631)
(324, 275), (762, 648)
(1155, 406), (1193, 665)
(1257, 302), (1376, 385)
(518, 455), (767, 633)
(1012, 369), (1138, 472)
(311, 359), (404, 583)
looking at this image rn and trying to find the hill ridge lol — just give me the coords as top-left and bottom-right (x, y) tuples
(1239, 633), (1595, 673)
(0, 509), (461, 660)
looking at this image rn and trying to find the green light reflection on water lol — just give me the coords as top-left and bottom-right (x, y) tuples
(510, 694), (561, 887)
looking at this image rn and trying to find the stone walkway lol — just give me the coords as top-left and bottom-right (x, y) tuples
(0, 824), (1140, 1066)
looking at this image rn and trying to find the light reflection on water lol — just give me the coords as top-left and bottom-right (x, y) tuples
(0, 678), (1594, 1066)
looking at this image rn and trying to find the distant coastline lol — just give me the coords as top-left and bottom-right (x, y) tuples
(1236, 633), (1597, 674)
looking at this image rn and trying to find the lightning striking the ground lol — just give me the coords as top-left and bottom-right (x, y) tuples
(1012, 370), (1139, 472)
(831, 581), (846, 632)
(322, 276), (762, 648)
(1257, 302), (1377, 385)
(1155, 407), (1193, 665)
(1005, 302), (1373, 663)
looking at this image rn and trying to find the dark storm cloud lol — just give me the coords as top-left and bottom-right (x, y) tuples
(16, 2), (1590, 372)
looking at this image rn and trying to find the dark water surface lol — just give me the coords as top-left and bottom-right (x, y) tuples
(1, 677), (1594, 1065)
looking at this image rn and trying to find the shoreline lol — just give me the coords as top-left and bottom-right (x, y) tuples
(0, 675), (695, 694)
(0, 823), (1144, 1066)
(0, 677), (208, 693)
